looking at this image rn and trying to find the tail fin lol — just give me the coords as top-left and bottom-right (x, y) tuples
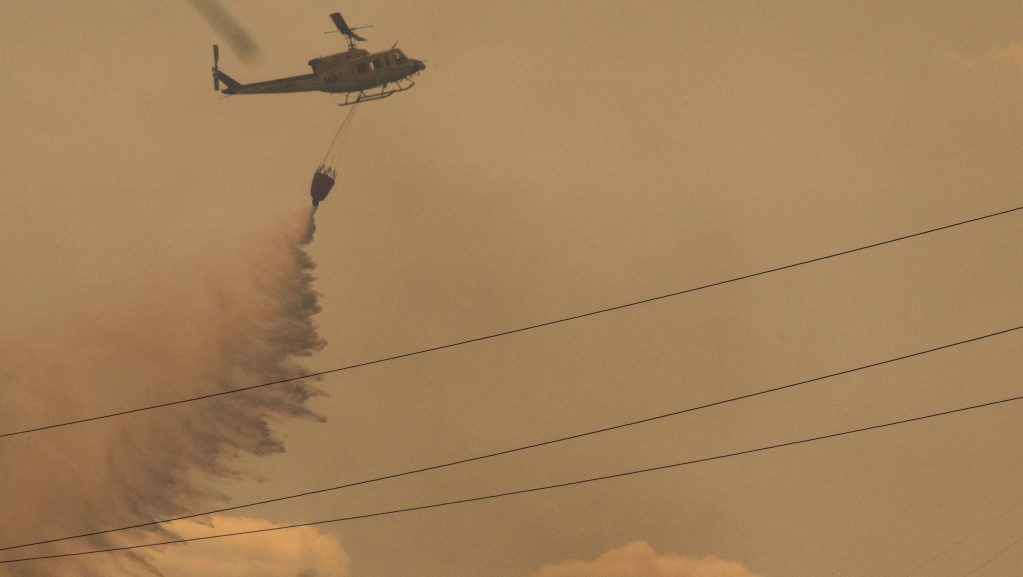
(214, 69), (242, 91)
(212, 44), (242, 92)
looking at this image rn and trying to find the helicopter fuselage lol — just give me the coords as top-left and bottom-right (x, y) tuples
(217, 47), (425, 95)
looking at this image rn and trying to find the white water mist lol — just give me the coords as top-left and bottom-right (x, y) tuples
(0, 209), (330, 576)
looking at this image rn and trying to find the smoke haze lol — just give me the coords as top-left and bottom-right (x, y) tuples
(532, 541), (765, 577)
(0, 209), (340, 576)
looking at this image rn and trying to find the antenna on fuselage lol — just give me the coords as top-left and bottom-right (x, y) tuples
(326, 12), (373, 50)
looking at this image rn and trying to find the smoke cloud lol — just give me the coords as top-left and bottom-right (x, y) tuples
(532, 541), (765, 577)
(152, 516), (349, 577)
(0, 209), (335, 575)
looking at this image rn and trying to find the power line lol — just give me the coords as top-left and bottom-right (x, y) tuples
(898, 501), (1023, 577)
(4, 390), (1022, 566)
(4, 323), (1019, 553)
(961, 533), (1023, 577)
(2, 205), (1020, 441)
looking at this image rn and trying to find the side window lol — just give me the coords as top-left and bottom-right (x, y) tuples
(371, 59), (382, 70)
(356, 62), (370, 73)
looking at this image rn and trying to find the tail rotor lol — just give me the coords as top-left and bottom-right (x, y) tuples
(212, 44), (220, 90)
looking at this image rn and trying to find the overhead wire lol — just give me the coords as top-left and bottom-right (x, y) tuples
(3, 323), (1021, 553)
(898, 501), (1023, 577)
(4, 389), (1022, 565)
(960, 534), (1023, 577)
(2, 204), (1021, 441)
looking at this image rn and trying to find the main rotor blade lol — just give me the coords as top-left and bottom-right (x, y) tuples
(330, 12), (366, 41)
(188, 0), (260, 63)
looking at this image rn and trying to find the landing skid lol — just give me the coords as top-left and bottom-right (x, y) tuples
(336, 77), (416, 107)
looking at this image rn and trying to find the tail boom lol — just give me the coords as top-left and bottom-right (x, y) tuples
(218, 73), (321, 94)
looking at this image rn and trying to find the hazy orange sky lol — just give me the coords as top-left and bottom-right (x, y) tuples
(2, 2), (1022, 576)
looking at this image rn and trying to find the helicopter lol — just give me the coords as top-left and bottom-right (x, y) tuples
(212, 12), (425, 106)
